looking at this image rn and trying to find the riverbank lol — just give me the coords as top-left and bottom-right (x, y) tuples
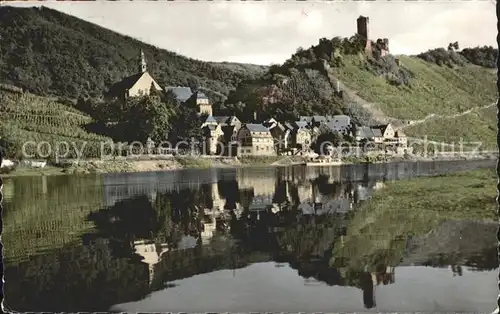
(331, 167), (497, 271)
(1, 152), (497, 177)
(0, 156), (290, 177)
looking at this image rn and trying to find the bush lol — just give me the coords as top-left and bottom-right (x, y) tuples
(416, 48), (467, 68)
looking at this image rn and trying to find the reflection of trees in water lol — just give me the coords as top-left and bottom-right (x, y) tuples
(420, 246), (499, 273)
(4, 238), (149, 312)
(4, 171), (498, 312)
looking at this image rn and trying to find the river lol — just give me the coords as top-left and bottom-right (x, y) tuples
(2, 159), (498, 312)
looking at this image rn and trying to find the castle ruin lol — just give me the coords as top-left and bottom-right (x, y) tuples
(356, 16), (389, 58)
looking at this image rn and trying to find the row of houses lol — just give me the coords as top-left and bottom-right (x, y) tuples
(201, 113), (408, 156)
(106, 50), (407, 157)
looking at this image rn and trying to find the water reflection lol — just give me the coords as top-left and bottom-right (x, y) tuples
(2, 160), (497, 312)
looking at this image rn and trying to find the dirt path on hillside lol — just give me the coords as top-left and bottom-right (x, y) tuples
(402, 103), (496, 129)
(323, 66), (406, 128)
(322, 62), (495, 132)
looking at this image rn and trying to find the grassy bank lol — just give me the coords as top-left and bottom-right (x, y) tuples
(1, 152), (496, 178)
(331, 168), (497, 271)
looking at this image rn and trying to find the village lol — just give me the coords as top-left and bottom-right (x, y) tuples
(107, 55), (408, 161)
(101, 16), (408, 163)
(107, 57), (409, 161)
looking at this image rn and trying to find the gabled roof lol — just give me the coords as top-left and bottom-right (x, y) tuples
(165, 86), (194, 103)
(358, 127), (375, 138)
(295, 121), (309, 129)
(284, 122), (295, 131)
(312, 115), (327, 122)
(275, 122), (286, 131)
(204, 115), (217, 124)
(228, 116), (241, 123)
(319, 122), (339, 133)
(371, 124), (390, 134)
(195, 91), (208, 100)
(107, 72), (145, 96)
(370, 128), (383, 137)
(245, 123), (270, 133)
(330, 115), (351, 123)
(264, 117), (277, 123)
(214, 116), (230, 124)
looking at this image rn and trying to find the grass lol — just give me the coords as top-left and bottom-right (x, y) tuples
(404, 105), (497, 150)
(238, 155), (285, 165)
(1, 165), (66, 177)
(174, 156), (213, 169)
(331, 55), (497, 120)
(331, 168), (497, 271)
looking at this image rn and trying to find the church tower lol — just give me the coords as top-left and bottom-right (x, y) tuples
(139, 49), (147, 73)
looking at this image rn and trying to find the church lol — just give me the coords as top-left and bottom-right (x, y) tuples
(105, 50), (163, 101)
(105, 50), (213, 116)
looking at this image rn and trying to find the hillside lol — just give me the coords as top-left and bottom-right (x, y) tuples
(0, 84), (113, 159)
(0, 6), (267, 101)
(0, 6), (497, 150)
(223, 36), (497, 146)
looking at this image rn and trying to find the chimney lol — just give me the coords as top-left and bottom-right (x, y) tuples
(253, 111), (257, 122)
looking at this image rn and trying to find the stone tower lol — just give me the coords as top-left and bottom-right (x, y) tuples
(357, 16), (369, 40)
(356, 16), (372, 57)
(139, 49), (147, 73)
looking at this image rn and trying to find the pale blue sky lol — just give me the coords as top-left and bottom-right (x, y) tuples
(10, 0), (496, 65)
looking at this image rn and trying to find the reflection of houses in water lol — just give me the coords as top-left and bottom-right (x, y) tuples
(133, 240), (170, 286)
(133, 235), (199, 285)
(371, 266), (395, 285)
(103, 171), (218, 207)
(201, 215), (217, 244)
(237, 173), (277, 197)
(296, 183), (313, 204)
(249, 194), (274, 211)
(298, 198), (352, 216)
(209, 181), (224, 212)
(362, 266), (396, 308)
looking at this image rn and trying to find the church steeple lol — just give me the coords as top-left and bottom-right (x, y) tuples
(139, 49), (147, 73)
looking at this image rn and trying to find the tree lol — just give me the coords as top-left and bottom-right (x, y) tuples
(149, 82), (160, 97)
(122, 95), (174, 142)
(312, 131), (343, 154)
(169, 104), (204, 148)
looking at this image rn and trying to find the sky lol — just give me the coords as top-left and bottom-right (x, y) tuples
(9, 0), (497, 66)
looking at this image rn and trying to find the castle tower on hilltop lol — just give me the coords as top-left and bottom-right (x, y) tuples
(139, 49), (147, 73)
(356, 16), (372, 57)
(356, 16), (390, 58)
(356, 16), (369, 40)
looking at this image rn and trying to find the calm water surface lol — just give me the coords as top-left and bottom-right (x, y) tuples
(3, 160), (498, 312)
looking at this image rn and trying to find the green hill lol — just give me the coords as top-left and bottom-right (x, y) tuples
(0, 84), (113, 159)
(0, 6), (497, 150)
(0, 6), (267, 101)
(222, 36), (497, 146)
